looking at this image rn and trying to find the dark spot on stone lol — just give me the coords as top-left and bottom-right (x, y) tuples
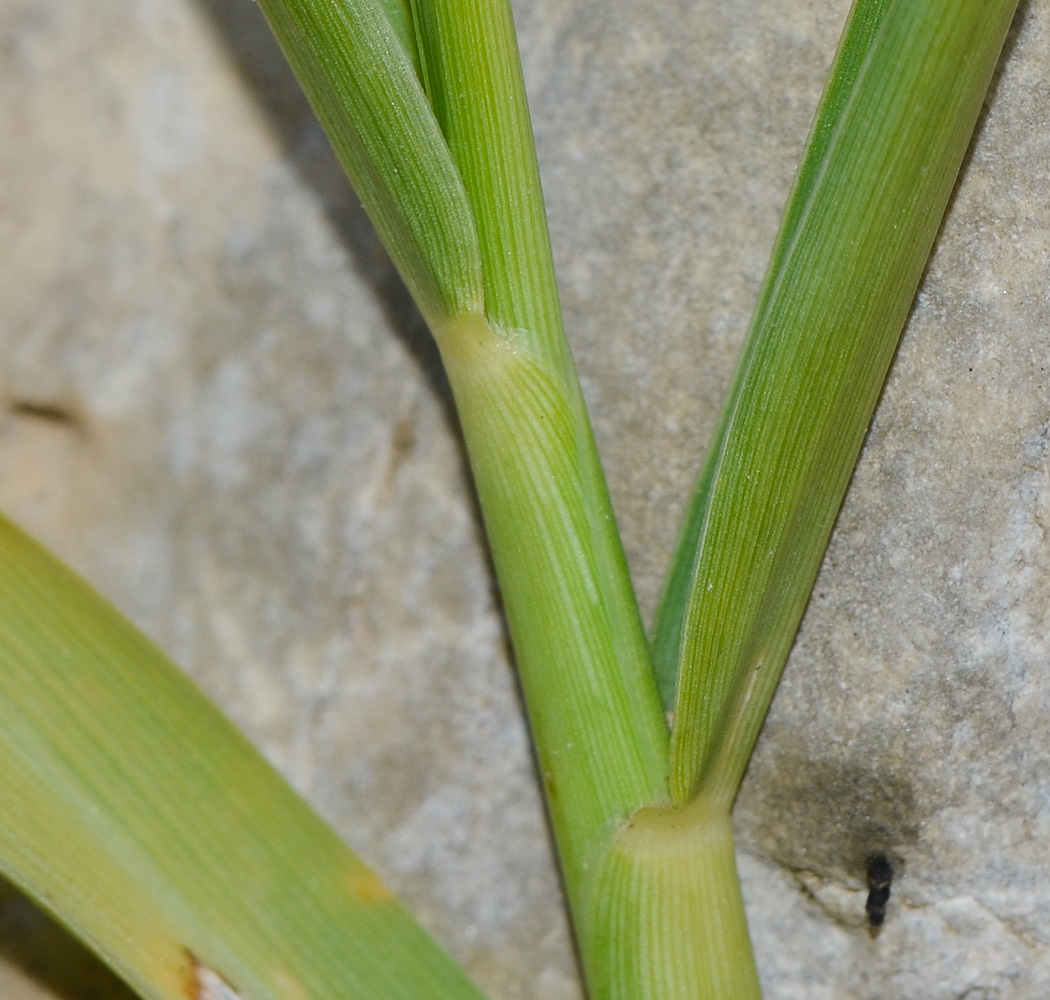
(11, 400), (80, 429)
(865, 853), (892, 927)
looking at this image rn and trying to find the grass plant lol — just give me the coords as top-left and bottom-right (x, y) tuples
(0, 0), (1022, 997)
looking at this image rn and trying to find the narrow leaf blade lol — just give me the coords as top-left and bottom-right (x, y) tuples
(661, 0), (1019, 804)
(650, 0), (894, 710)
(0, 515), (489, 1000)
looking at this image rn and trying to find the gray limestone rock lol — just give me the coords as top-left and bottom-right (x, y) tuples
(0, 0), (1047, 997)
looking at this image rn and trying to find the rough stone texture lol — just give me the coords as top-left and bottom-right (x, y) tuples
(0, 0), (1047, 998)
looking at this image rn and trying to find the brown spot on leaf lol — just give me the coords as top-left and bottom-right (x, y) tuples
(543, 769), (557, 803)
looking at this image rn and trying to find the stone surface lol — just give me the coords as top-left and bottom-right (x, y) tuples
(0, 0), (1047, 998)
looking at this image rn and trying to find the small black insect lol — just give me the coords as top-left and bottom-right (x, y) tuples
(865, 853), (893, 927)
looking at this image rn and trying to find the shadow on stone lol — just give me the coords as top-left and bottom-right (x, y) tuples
(192, 0), (458, 432)
(738, 752), (922, 891)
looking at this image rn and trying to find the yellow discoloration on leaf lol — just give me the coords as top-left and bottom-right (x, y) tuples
(271, 969), (310, 1000)
(348, 866), (394, 903)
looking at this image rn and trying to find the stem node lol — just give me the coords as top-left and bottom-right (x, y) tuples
(583, 801), (761, 1000)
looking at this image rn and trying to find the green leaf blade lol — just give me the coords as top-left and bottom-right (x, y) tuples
(661, 0), (1019, 805)
(651, 0), (896, 714)
(0, 515), (490, 1000)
